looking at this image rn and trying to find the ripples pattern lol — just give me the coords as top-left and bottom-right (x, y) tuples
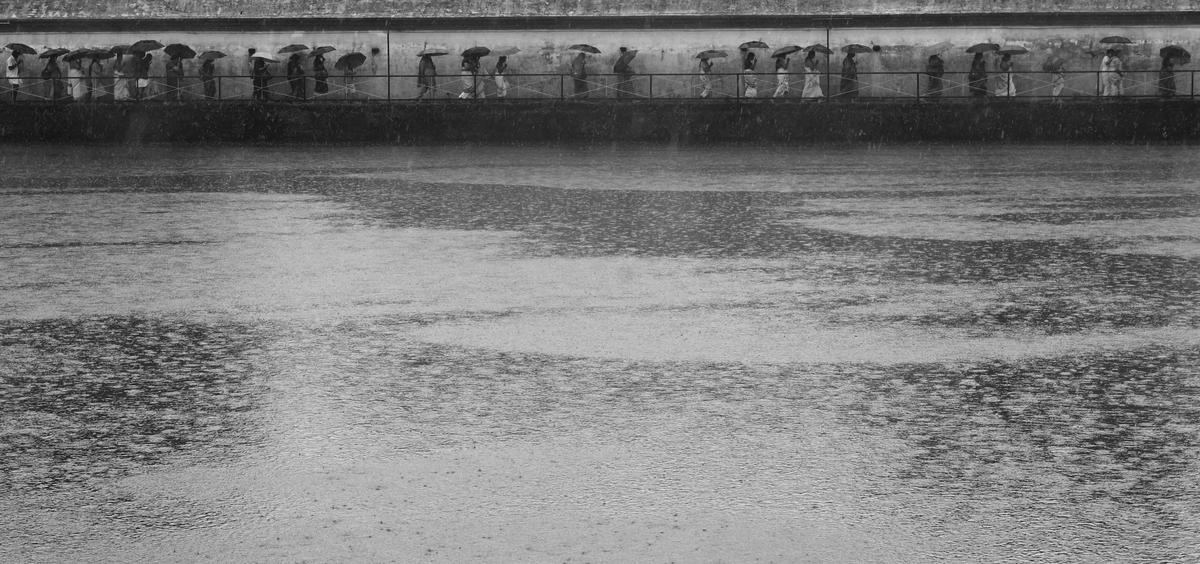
(1, 145), (1199, 562)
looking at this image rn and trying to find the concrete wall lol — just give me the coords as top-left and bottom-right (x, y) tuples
(4, 0), (1200, 18)
(4, 26), (1199, 100)
(4, 99), (1200, 144)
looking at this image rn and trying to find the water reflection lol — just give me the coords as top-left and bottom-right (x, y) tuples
(0, 316), (268, 491)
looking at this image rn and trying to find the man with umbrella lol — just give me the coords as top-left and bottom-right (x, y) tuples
(416, 50), (438, 100)
(570, 50), (589, 99)
(252, 52), (273, 101)
(5, 46), (26, 102)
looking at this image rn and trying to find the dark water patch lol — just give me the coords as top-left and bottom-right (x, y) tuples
(0, 316), (271, 491)
(0, 240), (213, 250)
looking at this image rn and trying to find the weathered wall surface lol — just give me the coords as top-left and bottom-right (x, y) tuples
(3, 0), (1200, 18)
(1, 100), (1198, 144)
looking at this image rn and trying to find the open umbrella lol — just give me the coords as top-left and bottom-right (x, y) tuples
(418, 46), (449, 56)
(5, 42), (36, 55)
(771, 45), (802, 58)
(1100, 36), (1133, 44)
(39, 48), (69, 59)
(335, 52), (366, 71)
(997, 46), (1029, 55)
(842, 44), (873, 54)
(568, 44), (601, 54)
(739, 41), (769, 50)
(922, 41), (953, 55)
(277, 44), (309, 54)
(617, 48), (638, 66)
(87, 49), (116, 60)
(965, 43), (999, 53)
(491, 47), (520, 57)
(251, 53), (280, 63)
(461, 46), (490, 58)
(695, 49), (728, 59)
(164, 43), (196, 59)
(130, 39), (164, 52)
(1161, 45), (1191, 64)
(1041, 56), (1066, 72)
(63, 48), (92, 62)
(109, 44), (131, 56)
(198, 50), (227, 60)
(804, 44), (833, 55)
(310, 46), (336, 57)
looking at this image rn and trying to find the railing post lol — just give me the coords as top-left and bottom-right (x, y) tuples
(648, 74), (653, 99)
(736, 73), (741, 101)
(1096, 71), (1101, 96)
(1192, 70), (1195, 99)
(218, 76), (222, 101)
(915, 72), (920, 101)
(560, 74), (565, 100)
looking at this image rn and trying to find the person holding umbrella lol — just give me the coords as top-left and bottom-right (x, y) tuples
(6, 47), (25, 102)
(165, 54), (184, 100)
(925, 53), (945, 98)
(697, 53), (716, 98)
(968, 52), (988, 97)
(416, 52), (437, 100)
(252, 52), (272, 101)
(311, 47), (333, 97)
(491, 55), (509, 99)
(802, 48), (824, 98)
(613, 47), (636, 98)
(135, 51), (153, 100)
(86, 53), (104, 102)
(1042, 55), (1066, 97)
(67, 55), (86, 101)
(838, 51), (857, 98)
(199, 56), (216, 99)
(287, 53), (306, 100)
(742, 49), (759, 97)
(1159, 52), (1176, 97)
(41, 52), (65, 102)
(994, 53), (1015, 97)
(570, 51), (589, 98)
(459, 52), (481, 99)
(1100, 48), (1123, 96)
(772, 47), (798, 98)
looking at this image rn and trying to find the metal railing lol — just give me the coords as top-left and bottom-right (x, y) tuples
(2, 70), (1195, 102)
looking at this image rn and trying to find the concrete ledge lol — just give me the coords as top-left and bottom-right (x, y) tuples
(2, 99), (1198, 144)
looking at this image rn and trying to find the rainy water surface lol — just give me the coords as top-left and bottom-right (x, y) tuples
(2, 144), (1199, 562)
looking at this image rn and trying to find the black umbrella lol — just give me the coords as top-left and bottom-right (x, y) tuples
(164, 43), (196, 59)
(966, 43), (1000, 53)
(695, 49), (728, 59)
(63, 48), (92, 62)
(335, 52), (366, 71)
(88, 49), (116, 60)
(39, 48), (69, 59)
(771, 45), (802, 58)
(310, 46), (336, 57)
(842, 44), (873, 54)
(1041, 56), (1066, 72)
(568, 44), (601, 54)
(617, 48), (638, 66)
(461, 46), (490, 58)
(130, 39), (164, 52)
(997, 46), (1029, 56)
(1161, 45), (1191, 64)
(1100, 36), (1133, 44)
(198, 50), (227, 60)
(278, 44), (309, 54)
(805, 44), (833, 55)
(109, 44), (131, 56)
(739, 41), (769, 50)
(5, 42), (36, 55)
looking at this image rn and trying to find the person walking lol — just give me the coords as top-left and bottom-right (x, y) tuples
(968, 52), (988, 97)
(68, 57), (86, 101)
(313, 52), (329, 96)
(6, 49), (24, 102)
(86, 56), (103, 101)
(570, 51), (589, 98)
(772, 53), (790, 97)
(1044, 57), (1066, 97)
(251, 55), (271, 101)
(199, 57), (216, 99)
(491, 55), (508, 99)
(165, 54), (184, 100)
(458, 54), (480, 99)
(113, 52), (132, 101)
(925, 54), (944, 98)
(994, 53), (1015, 97)
(287, 53), (306, 100)
(1101, 49), (1123, 97)
(698, 55), (714, 98)
(415, 53), (436, 99)
(742, 50), (758, 97)
(801, 50), (822, 98)
(135, 51), (152, 99)
(613, 47), (634, 98)
(1159, 53), (1176, 97)
(41, 54), (64, 101)
(837, 52), (857, 98)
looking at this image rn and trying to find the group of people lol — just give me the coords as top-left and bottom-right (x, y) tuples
(4, 48), (159, 102)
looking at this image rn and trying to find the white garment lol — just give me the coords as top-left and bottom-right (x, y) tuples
(113, 71), (128, 100)
(494, 75), (508, 98)
(69, 68), (87, 100)
(5, 55), (21, 85)
(1100, 56), (1123, 96)
(773, 68), (789, 97)
(802, 72), (822, 98)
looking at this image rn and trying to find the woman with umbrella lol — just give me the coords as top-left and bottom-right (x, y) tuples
(164, 54), (184, 100)
(491, 54), (510, 99)
(1100, 48), (1123, 96)
(199, 56), (216, 99)
(697, 51), (719, 99)
(925, 53), (945, 98)
(1158, 47), (1188, 98)
(459, 52), (482, 99)
(287, 53), (306, 100)
(134, 51), (153, 100)
(838, 51), (857, 98)
(5, 46), (26, 102)
(312, 47), (332, 97)
(994, 53), (1015, 97)
(570, 50), (589, 99)
(86, 52), (105, 102)
(742, 50), (759, 97)
(613, 47), (636, 98)
(40, 51), (65, 101)
(252, 53), (272, 101)
(67, 54), (87, 101)
(802, 47), (824, 98)
(772, 46), (800, 98)
(968, 52), (988, 97)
